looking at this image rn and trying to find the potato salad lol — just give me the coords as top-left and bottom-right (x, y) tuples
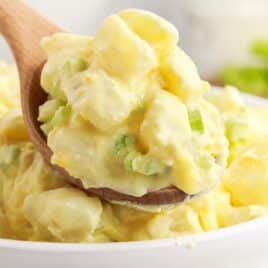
(0, 10), (268, 243)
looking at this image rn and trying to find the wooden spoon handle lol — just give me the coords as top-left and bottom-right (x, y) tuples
(0, 0), (61, 86)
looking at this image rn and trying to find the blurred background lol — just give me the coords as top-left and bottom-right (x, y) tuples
(1, 0), (268, 97)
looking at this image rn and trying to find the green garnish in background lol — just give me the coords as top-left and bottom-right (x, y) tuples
(220, 39), (268, 97)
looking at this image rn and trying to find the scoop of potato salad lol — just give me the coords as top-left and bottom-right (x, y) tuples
(38, 9), (228, 197)
(0, 10), (268, 243)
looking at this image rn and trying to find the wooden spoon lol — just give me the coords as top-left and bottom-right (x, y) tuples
(0, 0), (189, 205)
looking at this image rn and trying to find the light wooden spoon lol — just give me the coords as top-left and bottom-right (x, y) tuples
(0, 0), (189, 205)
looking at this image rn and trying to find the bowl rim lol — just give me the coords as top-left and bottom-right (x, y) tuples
(0, 217), (267, 252)
(1, 90), (268, 252)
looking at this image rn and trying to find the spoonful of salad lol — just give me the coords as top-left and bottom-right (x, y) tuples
(0, 0), (228, 205)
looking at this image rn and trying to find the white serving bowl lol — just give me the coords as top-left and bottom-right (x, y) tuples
(1, 92), (268, 268)
(1, 218), (268, 268)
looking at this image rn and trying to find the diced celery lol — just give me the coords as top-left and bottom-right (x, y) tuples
(62, 57), (88, 78)
(132, 154), (166, 176)
(38, 99), (62, 123)
(124, 151), (139, 171)
(225, 119), (249, 142)
(199, 155), (213, 170)
(114, 134), (167, 176)
(40, 122), (53, 135)
(50, 105), (72, 128)
(124, 151), (166, 176)
(50, 79), (67, 102)
(135, 97), (146, 113)
(113, 134), (135, 156)
(188, 109), (204, 134)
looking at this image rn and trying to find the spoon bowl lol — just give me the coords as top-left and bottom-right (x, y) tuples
(28, 63), (189, 205)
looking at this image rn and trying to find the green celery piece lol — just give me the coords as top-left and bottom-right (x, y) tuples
(132, 154), (166, 176)
(114, 134), (167, 176)
(40, 122), (53, 135)
(124, 151), (139, 171)
(49, 78), (67, 103)
(50, 105), (72, 128)
(225, 118), (249, 142)
(38, 99), (62, 124)
(52, 57), (88, 102)
(124, 151), (166, 176)
(62, 57), (88, 78)
(114, 134), (135, 156)
(188, 109), (204, 134)
(199, 155), (213, 170)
